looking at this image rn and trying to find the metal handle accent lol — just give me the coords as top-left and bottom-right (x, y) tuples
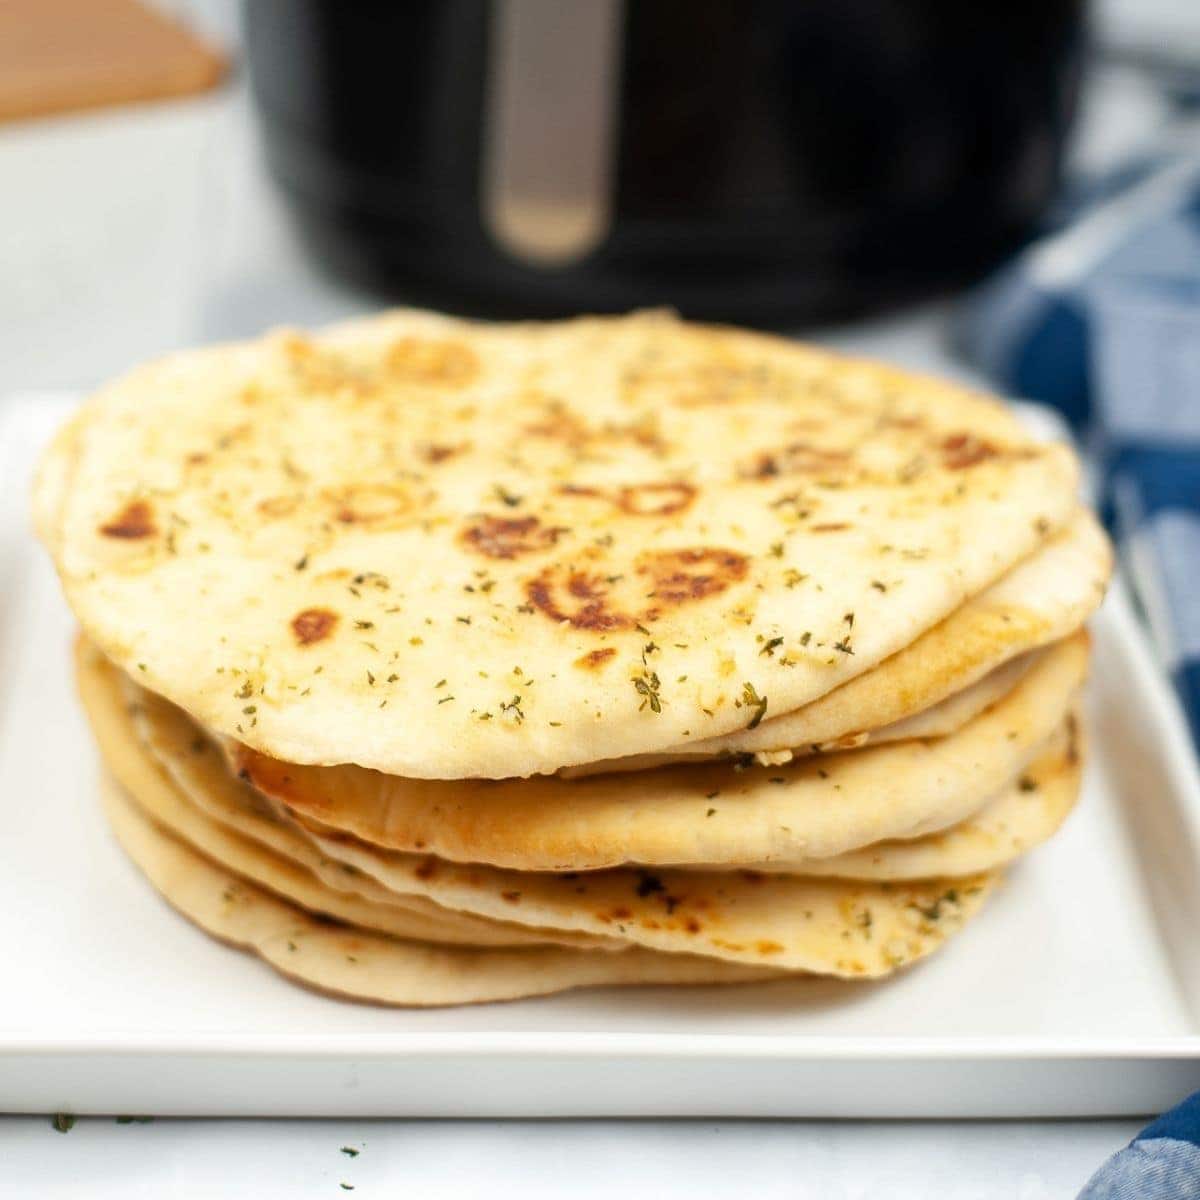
(483, 0), (623, 268)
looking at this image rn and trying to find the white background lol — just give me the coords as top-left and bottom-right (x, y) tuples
(3, 0), (1197, 1194)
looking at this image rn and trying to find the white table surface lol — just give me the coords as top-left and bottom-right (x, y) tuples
(1, 2), (1189, 1192)
(0, 1116), (1141, 1199)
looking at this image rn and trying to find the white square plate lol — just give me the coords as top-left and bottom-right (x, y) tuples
(3, 395), (1199, 1118)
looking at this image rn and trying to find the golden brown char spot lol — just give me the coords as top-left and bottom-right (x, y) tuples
(741, 442), (853, 480)
(420, 442), (468, 464)
(939, 433), (999, 470)
(742, 453), (783, 481)
(527, 569), (634, 631)
(460, 514), (564, 560)
(99, 499), (156, 540)
(612, 418), (667, 454)
(810, 522), (851, 533)
(527, 547), (747, 631)
(291, 607), (338, 646)
(637, 547), (749, 608)
(937, 432), (1042, 471)
(414, 858), (439, 881)
(500, 890), (521, 904)
(385, 337), (479, 388)
(323, 483), (413, 528)
(575, 647), (617, 670)
(558, 481), (696, 517)
(524, 404), (592, 445)
(617, 482), (696, 516)
(526, 403), (666, 454)
(755, 941), (784, 956)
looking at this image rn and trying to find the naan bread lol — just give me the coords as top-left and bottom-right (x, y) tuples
(577, 509), (1109, 771)
(231, 631), (1088, 870)
(77, 639), (592, 948)
(101, 777), (781, 1007)
(831, 652), (1033, 750)
(748, 713), (1083, 877)
(39, 309), (1080, 778)
(85, 645), (999, 977)
(289, 811), (1000, 976)
(563, 648), (1039, 776)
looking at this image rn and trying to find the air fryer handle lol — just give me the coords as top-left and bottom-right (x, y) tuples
(483, 0), (623, 266)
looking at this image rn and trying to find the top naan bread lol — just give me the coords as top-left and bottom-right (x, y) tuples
(565, 508), (1110, 773)
(36, 309), (1080, 778)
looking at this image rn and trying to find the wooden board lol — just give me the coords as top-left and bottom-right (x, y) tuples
(0, 0), (226, 123)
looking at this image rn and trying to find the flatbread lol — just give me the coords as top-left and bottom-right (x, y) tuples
(77, 640), (596, 949)
(38, 308), (1081, 778)
(563, 648), (1040, 776)
(291, 813), (1000, 976)
(247, 725), (1080, 887)
(101, 777), (781, 1007)
(86, 646), (999, 977)
(232, 631), (1089, 870)
(576, 509), (1109, 771)
(831, 652), (1031, 749)
(749, 712), (1083, 877)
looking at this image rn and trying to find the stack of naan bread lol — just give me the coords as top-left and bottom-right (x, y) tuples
(35, 310), (1111, 1007)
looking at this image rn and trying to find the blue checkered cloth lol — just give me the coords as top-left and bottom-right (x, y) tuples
(959, 154), (1200, 755)
(959, 153), (1200, 1196)
(1078, 1094), (1200, 1198)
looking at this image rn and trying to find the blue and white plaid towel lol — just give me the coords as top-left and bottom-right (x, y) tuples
(959, 153), (1200, 755)
(958, 148), (1200, 1198)
(1078, 1093), (1200, 1198)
